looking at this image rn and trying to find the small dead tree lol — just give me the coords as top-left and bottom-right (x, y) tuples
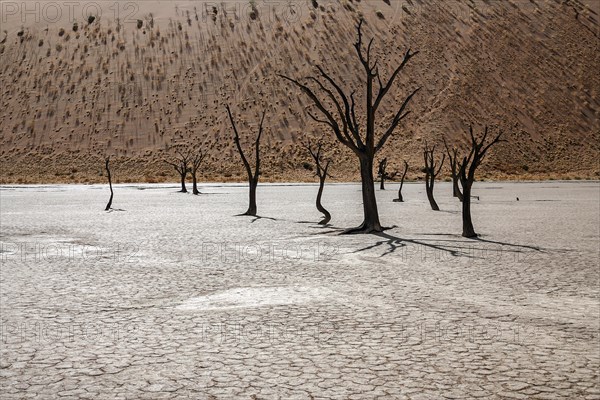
(279, 19), (419, 233)
(393, 160), (409, 202)
(377, 157), (396, 190)
(226, 105), (266, 217)
(423, 142), (445, 211)
(104, 156), (113, 211)
(190, 147), (207, 195)
(443, 137), (464, 202)
(164, 147), (192, 193)
(457, 126), (503, 238)
(303, 139), (332, 225)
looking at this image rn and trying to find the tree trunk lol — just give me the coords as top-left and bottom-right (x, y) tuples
(104, 158), (113, 211)
(347, 155), (382, 233)
(395, 181), (404, 202)
(316, 175), (331, 225)
(425, 175), (440, 211)
(180, 173), (187, 193)
(192, 172), (199, 195)
(394, 162), (408, 202)
(461, 181), (477, 237)
(452, 174), (463, 202)
(245, 179), (258, 216)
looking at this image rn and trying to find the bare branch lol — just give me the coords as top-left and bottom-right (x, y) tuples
(375, 87), (420, 152)
(373, 49), (419, 111)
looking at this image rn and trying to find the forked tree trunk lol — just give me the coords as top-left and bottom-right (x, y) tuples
(279, 20), (419, 233)
(226, 105), (265, 217)
(316, 174), (331, 225)
(455, 126), (504, 238)
(104, 157), (113, 211)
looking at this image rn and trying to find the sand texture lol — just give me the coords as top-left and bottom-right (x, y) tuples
(0, 0), (599, 183)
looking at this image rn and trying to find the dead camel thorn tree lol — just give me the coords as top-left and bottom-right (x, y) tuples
(190, 146), (207, 195)
(456, 126), (504, 238)
(423, 141), (445, 211)
(226, 104), (266, 217)
(393, 160), (409, 202)
(279, 19), (420, 233)
(377, 157), (397, 190)
(164, 147), (192, 193)
(104, 156), (113, 211)
(303, 139), (332, 225)
(443, 136), (463, 202)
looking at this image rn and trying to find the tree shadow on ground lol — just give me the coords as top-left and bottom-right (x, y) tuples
(352, 231), (464, 258)
(352, 231), (558, 259)
(235, 214), (278, 223)
(416, 233), (556, 253)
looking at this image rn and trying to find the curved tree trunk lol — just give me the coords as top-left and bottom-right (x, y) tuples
(346, 155), (382, 233)
(316, 175), (331, 225)
(245, 179), (258, 216)
(453, 175), (464, 202)
(104, 158), (113, 211)
(394, 161), (408, 202)
(461, 182), (476, 237)
(396, 187), (404, 202)
(425, 175), (440, 211)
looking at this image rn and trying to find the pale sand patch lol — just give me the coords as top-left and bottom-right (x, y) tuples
(176, 286), (344, 310)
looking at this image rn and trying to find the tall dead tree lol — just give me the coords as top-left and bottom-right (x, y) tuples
(443, 137), (463, 202)
(377, 157), (396, 190)
(303, 139), (332, 225)
(393, 160), (409, 202)
(190, 147), (207, 195)
(104, 156), (113, 211)
(164, 148), (191, 193)
(279, 19), (419, 233)
(457, 126), (503, 238)
(423, 142), (445, 211)
(226, 105), (265, 217)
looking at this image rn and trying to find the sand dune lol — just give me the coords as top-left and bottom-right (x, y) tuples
(0, 0), (598, 183)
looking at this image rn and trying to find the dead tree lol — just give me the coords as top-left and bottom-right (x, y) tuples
(279, 19), (419, 233)
(377, 158), (396, 190)
(303, 139), (332, 225)
(104, 156), (113, 211)
(190, 147), (207, 195)
(423, 142), (445, 211)
(226, 105), (265, 217)
(443, 137), (463, 202)
(457, 126), (503, 238)
(393, 160), (409, 202)
(164, 148), (191, 193)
